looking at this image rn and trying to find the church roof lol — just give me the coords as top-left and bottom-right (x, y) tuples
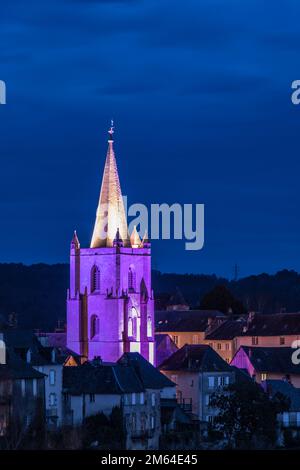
(90, 122), (129, 248)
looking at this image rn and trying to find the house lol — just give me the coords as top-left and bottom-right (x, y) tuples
(155, 310), (226, 349)
(231, 346), (300, 386)
(234, 312), (300, 350)
(3, 329), (76, 429)
(204, 317), (246, 363)
(262, 379), (300, 433)
(63, 352), (175, 450)
(155, 334), (178, 367)
(159, 344), (235, 424)
(0, 345), (45, 448)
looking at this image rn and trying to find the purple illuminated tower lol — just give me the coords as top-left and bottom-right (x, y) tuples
(67, 123), (155, 364)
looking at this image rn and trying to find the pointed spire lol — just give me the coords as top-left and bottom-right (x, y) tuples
(142, 229), (151, 248)
(113, 227), (123, 248)
(90, 122), (129, 248)
(71, 230), (80, 249)
(130, 225), (142, 248)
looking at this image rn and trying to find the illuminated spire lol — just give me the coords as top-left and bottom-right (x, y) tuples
(90, 122), (129, 248)
(130, 225), (142, 248)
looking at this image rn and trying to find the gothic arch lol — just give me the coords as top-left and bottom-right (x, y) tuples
(128, 265), (136, 292)
(90, 314), (99, 339)
(91, 265), (100, 292)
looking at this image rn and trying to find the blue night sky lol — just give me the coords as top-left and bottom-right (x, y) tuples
(1, 0), (300, 277)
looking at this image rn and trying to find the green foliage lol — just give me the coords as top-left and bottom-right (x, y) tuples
(210, 381), (289, 449)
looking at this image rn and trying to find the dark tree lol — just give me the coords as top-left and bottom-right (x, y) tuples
(200, 284), (245, 314)
(210, 381), (289, 449)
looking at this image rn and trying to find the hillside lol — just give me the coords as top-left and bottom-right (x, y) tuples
(0, 264), (299, 330)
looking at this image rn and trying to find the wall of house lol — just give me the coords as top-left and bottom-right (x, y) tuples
(160, 332), (206, 350)
(203, 339), (235, 363)
(34, 363), (63, 428)
(235, 335), (300, 350)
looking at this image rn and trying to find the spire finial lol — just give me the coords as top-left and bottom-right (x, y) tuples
(108, 119), (114, 142)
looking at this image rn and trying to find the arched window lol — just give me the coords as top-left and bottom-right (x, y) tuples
(128, 317), (133, 337)
(91, 266), (100, 292)
(90, 315), (99, 339)
(147, 316), (152, 337)
(128, 307), (139, 340)
(128, 266), (136, 292)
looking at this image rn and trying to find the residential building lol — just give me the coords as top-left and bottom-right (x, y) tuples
(231, 346), (300, 386)
(155, 310), (226, 349)
(63, 352), (175, 450)
(67, 124), (155, 364)
(234, 312), (300, 351)
(159, 344), (235, 423)
(262, 379), (300, 434)
(204, 317), (246, 363)
(0, 346), (45, 447)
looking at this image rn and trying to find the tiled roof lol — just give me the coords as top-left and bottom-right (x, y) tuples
(159, 344), (233, 372)
(205, 317), (246, 340)
(155, 310), (225, 333)
(240, 346), (300, 374)
(0, 347), (45, 380)
(240, 312), (300, 337)
(118, 352), (175, 389)
(63, 361), (144, 395)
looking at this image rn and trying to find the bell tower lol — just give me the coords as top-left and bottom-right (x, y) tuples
(66, 123), (155, 364)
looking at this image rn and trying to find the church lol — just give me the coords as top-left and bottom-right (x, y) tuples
(66, 124), (155, 364)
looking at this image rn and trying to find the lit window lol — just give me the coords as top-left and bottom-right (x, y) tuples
(208, 376), (214, 388)
(261, 373), (267, 381)
(283, 412), (289, 427)
(172, 335), (179, 346)
(128, 317), (133, 337)
(225, 376), (230, 385)
(147, 316), (152, 337)
(225, 343), (230, 350)
(132, 393), (136, 405)
(217, 343), (222, 350)
(49, 369), (56, 386)
(280, 337), (285, 345)
(151, 393), (156, 407)
(205, 394), (210, 406)
(192, 335), (199, 344)
(252, 337), (258, 345)
(140, 393), (145, 405)
(91, 266), (100, 292)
